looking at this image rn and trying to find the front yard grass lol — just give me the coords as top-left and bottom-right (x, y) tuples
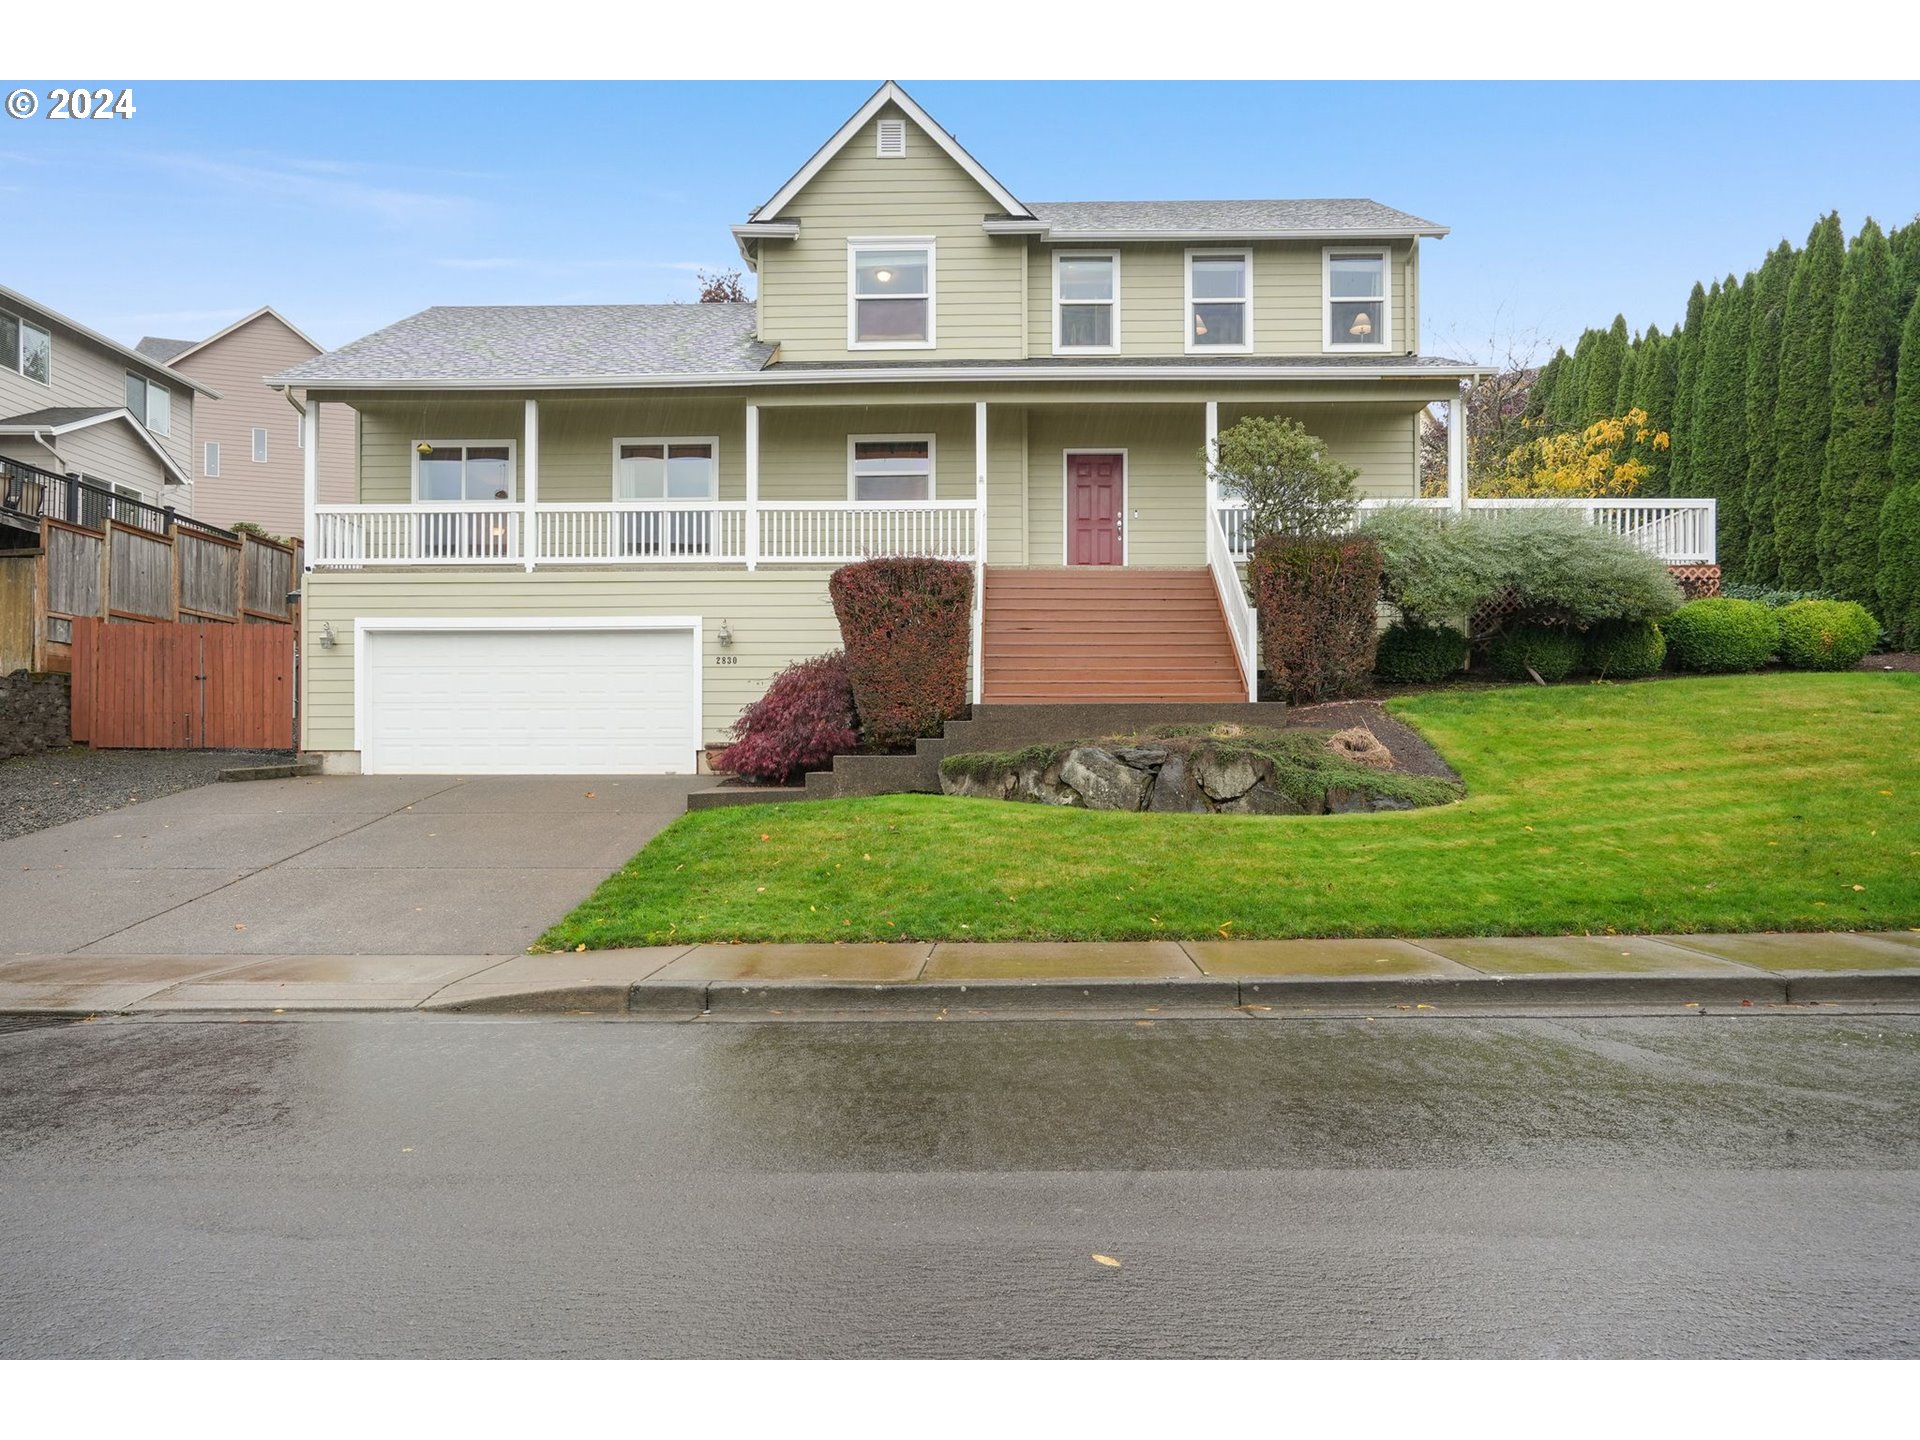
(542, 673), (1920, 948)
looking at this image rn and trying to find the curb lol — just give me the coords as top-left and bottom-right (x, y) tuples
(218, 759), (320, 782)
(1782, 970), (1920, 1004)
(698, 977), (1237, 1014)
(1239, 973), (1791, 1009)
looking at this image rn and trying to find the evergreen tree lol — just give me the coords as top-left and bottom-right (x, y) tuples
(1691, 274), (1754, 574)
(1668, 282), (1711, 496)
(1582, 315), (1629, 424)
(1816, 218), (1902, 603)
(1741, 240), (1798, 583)
(1890, 217), (1920, 324)
(1554, 330), (1597, 430)
(1772, 212), (1847, 588)
(1878, 292), (1920, 647)
(1613, 338), (1641, 417)
(1527, 349), (1568, 422)
(1632, 324), (1677, 495)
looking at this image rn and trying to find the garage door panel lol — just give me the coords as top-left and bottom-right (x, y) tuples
(365, 628), (696, 775)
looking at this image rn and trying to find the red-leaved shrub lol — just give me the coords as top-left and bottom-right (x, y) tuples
(827, 557), (974, 749)
(1248, 535), (1383, 703)
(716, 650), (859, 785)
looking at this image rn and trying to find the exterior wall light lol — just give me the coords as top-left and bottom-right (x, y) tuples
(718, 620), (734, 648)
(319, 621), (337, 649)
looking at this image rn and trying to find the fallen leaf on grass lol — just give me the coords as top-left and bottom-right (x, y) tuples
(575, 944), (587, 953)
(1092, 1254), (1121, 1268)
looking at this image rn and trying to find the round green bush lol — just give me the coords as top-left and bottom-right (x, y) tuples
(1485, 624), (1583, 683)
(1775, 599), (1880, 671)
(1662, 597), (1780, 673)
(1583, 619), (1667, 679)
(1374, 621), (1469, 684)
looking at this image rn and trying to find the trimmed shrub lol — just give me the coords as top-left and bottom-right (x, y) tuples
(1662, 597), (1781, 672)
(1721, 582), (1839, 608)
(1374, 621), (1468, 684)
(1485, 624), (1583, 683)
(1248, 535), (1383, 704)
(1775, 599), (1880, 670)
(827, 557), (974, 750)
(1583, 619), (1667, 679)
(717, 651), (858, 785)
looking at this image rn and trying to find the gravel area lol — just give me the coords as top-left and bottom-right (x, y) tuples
(0, 748), (292, 842)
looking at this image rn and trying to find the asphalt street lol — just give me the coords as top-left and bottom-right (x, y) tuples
(3, 1013), (1917, 1358)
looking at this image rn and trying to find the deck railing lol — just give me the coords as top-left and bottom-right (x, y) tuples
(533, 502), (748, 565)
(1205, 505), (1260, 701)
(758, 501), (978, 564)
(311, 504), (524, 566)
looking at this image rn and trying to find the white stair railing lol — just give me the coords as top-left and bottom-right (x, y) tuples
(1206, 506), (1259, 702)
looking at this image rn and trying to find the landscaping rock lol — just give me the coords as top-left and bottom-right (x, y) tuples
(1060, 747), (1149, 811)
(1193, 749), (1259, 801)
(1114, 746), (1170, 769)
(1326, 786), (1418, 814)
(1013, 761), (1078, 806)
(1218, 782), (1312, 815)
(1146, 754), (1201, 813)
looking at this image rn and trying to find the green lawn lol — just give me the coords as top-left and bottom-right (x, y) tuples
(543, 673), (1920, 949)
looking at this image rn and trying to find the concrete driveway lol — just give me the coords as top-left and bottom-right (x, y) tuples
(0, 774), (703, 957)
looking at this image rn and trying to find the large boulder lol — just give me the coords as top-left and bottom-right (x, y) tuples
(1193, 749), (1260, 801)
(1218, 782), (1314, 815)
(1326, 786), (1417, 814)
(1060, 747), (1150, 811)
(1146, 754), (1205, 813)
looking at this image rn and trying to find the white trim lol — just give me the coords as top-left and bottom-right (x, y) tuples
(0, 281), (218, 396)
(124, 370), (173, 437)
(1322, 245), (1393, 353)
(351, 616), (704, 776)
(1185, 248), (1254, 355)
(1060, 448), (1129, 567)
(609, 435), (721, 499)
(0, 406), (191, 486)
(162, 306), (324, 367)
(847, 238), (936, 350)
(1051, 250), (1122, 356)
(752, 81), (1032, 223)
(848, 433), (936, 502)
(744, 404), (760, 571)
(301, 404), (318, 570)
(876, 117), (907, 157)
(523, 400), (541, 573)
(409, 438), (520, 504)
(971, 401), (986, 705)
(999, 225), (1450, 242)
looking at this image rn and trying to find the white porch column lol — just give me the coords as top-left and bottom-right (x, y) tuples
(1446, 386), (1468, 513)
(971, 400), (987, 706)
(522, 398), (539, 571)
(300, 398), (318, 567)
(1204, 399), (1220, 522)
(744, 403), (760, 572)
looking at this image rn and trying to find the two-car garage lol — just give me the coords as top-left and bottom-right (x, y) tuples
(357, 620), (701, 774)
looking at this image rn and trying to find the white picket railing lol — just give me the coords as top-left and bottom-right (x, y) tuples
(1214, 496), (1717, 565)
(311, 504), (524, 566)
(532, 502), (748, 565)
(1205, 505), (1260, 701)
(757, 501), (979, 564)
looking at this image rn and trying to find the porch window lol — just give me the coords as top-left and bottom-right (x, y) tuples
(4, 313), (52, 385)
(1186, 250), (1251, 352)
(125, 373), (172, 436)
(850, 437), (934, 502)
(614, 438), (718, 500)
(414, 442), (515, 502)
(849, 240), (934, 347)
(1055, 252), (1119, 352)
(1325, 248), (1389, 350)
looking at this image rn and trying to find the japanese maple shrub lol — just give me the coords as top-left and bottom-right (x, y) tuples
(716, 650), (859, 785)
(828, 557), (975, 749)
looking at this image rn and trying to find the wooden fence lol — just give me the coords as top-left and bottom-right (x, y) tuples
(70, 617), (295, 750)
(0, 550), (34, 673)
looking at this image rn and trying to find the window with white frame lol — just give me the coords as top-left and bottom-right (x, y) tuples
(251, 427), (268, 462)
(1325, 248), (1389, 350)
(850, 437), (933, 501)
(1186, 251), (1251, 351)
(124, 372), (172, 435)
(849, 240), (934, 347)
(204, 441), (220, 477)
(3, 312), (52, 385)
(613, 438), (718, 499)
(414, 442), (515, 502)
(1054, 252), (1119, 352)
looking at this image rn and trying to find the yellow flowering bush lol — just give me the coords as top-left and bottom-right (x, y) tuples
(1478, 409), (1670, 498)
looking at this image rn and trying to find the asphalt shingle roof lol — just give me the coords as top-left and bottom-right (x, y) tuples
(135, 336), (196, 364)
(1022, 199), (1447, 237)
(269, 303), (772, 386)
(0, 406), (126, 428)
(768, 354), (1479, 373)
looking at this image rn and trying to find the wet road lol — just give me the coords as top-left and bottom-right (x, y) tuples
(3, 1013), (1918, 1358)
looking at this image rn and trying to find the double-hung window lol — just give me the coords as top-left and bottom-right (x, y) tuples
(3, 312), (52, 384)
(1324, 248), (1390, 351)
(125, 373), (172, 435)
(1186, 250), (1252, 352)
(849, 239), (934, 347)
(1054, 252), (1120, 352)
(415, 442), (515, 502)
(849, 437), (934, 502)
(614, 438), (718, 501)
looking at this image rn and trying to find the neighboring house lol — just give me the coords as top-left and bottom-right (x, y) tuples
(0, 281), (212, 542)
(136, 307), (355, 539)
(274, 82), (1715, 778)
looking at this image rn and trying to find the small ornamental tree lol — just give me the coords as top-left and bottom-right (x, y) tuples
(717, 651), (859, 785)
(1480, 409), (1668, 498)
(695, 268), (749, 303)
(1206, 416), (1361, 543)
(828, 557), (974, 750)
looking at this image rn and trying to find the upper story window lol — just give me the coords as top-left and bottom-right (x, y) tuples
(1054, 252), (1120, 353)
(204, 441), (220, 477)
(1186, 250), (1252, 353)
(1325, 248), (1390, 351)
(849, 436), (933, 502)
(252, 427), (269, 462)
(414, 441), (515, 503)
(125, 372), (172, 436)
(849, 239), (934, 348)
(4, 312), (53, 385)
(615, 438), (718, 499)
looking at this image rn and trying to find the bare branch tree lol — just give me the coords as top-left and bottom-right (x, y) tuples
(695, 268), (750, 304)
(1419, 310), (1549, 495)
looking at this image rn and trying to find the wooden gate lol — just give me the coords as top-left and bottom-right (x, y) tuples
(70, 617), (294, 750)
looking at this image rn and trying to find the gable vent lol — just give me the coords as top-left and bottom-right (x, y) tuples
(876, 118), (907, 158)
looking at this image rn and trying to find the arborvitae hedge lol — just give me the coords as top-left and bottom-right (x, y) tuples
(1667, 282), (1710, 497)
(1741, 240), (1797, 582)
(1772, 212), (1846, 588)
(1878, 291), (1920, 647)
(1691, 273), (1753, 577)
(1816, 218), (1901, 605)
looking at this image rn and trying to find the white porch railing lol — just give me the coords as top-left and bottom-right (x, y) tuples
(1214, 496), (1717, 565)
(1206, 505), (1260, 702)
(309, 499), (980, 569)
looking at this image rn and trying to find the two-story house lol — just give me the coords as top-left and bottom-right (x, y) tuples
(136, 307), (356, 540)
(275, 81), (1490, 777)
(1, 281), (212, 542)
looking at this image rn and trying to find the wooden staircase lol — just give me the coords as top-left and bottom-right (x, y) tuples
(981, 567), (1249, 704)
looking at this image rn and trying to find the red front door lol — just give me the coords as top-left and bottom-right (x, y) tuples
(1067, 453), (1125, 566)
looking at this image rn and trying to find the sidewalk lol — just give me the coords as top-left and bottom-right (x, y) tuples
(2, 931), (1918, 1019)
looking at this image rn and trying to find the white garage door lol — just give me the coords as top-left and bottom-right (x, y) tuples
(363, 627), (697, 774)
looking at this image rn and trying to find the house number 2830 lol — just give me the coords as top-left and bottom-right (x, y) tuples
(713, 654), (738, 666)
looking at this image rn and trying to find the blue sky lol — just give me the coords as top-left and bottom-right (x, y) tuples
(5, 80), (1916, 361)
